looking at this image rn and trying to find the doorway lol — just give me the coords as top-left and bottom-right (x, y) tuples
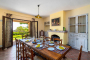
(2, 16), (38, 50)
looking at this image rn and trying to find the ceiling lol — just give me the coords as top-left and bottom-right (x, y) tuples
(0, 0), (90, 17)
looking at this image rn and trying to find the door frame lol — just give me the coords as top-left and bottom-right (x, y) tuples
(2, 16), (38, 50)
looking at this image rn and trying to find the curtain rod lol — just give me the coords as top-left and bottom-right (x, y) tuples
(4, 12), (35, 19)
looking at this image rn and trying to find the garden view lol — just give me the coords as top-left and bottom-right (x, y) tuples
(13, 22), (29, 40)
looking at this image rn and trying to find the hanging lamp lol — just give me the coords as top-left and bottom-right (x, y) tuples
(35, 5), (42, 18)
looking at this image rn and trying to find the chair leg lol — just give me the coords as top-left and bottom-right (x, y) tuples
(63, 56), (66, 59)
(21, 56), (22, 60)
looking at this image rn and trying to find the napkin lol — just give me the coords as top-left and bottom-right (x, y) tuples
(36, 44), (40, 47)
(50, 41), (54, 43)
(25, 40), (29, 42)
(59, 46), (64, 49)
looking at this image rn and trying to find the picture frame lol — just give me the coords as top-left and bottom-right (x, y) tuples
(51, 17), (60, 26)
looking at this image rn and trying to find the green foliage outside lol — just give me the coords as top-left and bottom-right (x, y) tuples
(13, 26), (29, 35)
(13, 26), (30, 40)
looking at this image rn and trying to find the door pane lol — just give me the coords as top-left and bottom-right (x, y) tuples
(5, 18), (13, 48)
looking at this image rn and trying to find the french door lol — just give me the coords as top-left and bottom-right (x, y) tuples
(2, 16), (13, 50)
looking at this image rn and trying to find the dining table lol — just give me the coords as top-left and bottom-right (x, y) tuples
(20, 38), (71, 60)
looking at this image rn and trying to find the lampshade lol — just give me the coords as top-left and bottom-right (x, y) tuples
(35, 15), (42, 18)
(35, 5), (42, 18)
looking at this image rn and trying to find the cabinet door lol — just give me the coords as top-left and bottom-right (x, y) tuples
(69, 37), (75, 48)
(79, 38), (87, 52)
(75, 37), (80, 49)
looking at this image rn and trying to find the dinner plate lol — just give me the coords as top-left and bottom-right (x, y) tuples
(36, 40), (40, 42)
(48, 47), (54, 51)
(56, 46), (65, 50)
(37, 43), (42, 44)
(35, 45), (43, 48)
(49, 44), (54, 46)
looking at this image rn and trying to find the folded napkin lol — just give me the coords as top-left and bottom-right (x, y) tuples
(36, 44), (40, 47)
(25, 40), (29, 42)
(50, 41), (54, 43)
(59, 46), (64, 49)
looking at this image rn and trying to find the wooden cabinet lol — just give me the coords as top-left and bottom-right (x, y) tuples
(68, 14), (88, 52)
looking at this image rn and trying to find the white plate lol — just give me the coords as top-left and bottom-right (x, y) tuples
(56, 46), (65, 50)
(49, 44), (54, 46)
(37, 43), (42, 44)
(48, 47), (54, 51)
(36, 40), (40, 42)
(35, 45), (43, 48)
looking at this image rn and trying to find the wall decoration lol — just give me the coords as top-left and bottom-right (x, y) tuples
(51, 17), (60, 26)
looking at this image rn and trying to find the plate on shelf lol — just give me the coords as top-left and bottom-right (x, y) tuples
(48, 47), (54, 51)
(49, 44), (54, 46)
(56, 46), (65, 50)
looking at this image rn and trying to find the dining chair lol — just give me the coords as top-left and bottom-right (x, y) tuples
(15, 38), (21, 60)
(21, 42), (26, 60)
(78, 45), (82, 60)
(22, 35), (30, 39)
(61, 45), (83, 60)
(21, 42), (43, 60)
(44, 37), (51, 41)
(22, 35), (26, 39)
(24, 45), (34, 60)
(53, 38), (62, 44)
(39, 30), (44, 38)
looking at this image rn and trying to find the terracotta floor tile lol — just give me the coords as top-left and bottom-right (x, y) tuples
(0, 41), (89, 60)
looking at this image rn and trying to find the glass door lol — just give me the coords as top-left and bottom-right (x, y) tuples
(2, 16), (13, 50)
(78, 15), (86, 33)
(69, 17), (76, 33)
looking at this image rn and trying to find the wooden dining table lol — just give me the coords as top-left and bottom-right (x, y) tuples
(20, 38), (71, 60)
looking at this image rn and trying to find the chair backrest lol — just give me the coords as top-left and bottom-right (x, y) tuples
(78, 45), (82, 60)
(53, 38), (62, 44)
(15, 38), (20, 60)
(44, 37), (51, 41)
(22, 35), (29, 39)
(39, 30), (44, 37)
(15, 38), (19, 49)
(24, 44), (34, 60)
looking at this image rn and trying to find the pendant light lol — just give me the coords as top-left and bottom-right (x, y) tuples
(35, 5), (42, 18)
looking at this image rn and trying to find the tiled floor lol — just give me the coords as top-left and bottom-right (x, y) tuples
(0, 41), (90, 60)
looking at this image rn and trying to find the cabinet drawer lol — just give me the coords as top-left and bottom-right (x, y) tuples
(74, 34), (79, 37)
(79, 34), (87, 38)
(69, 33), (74, 37)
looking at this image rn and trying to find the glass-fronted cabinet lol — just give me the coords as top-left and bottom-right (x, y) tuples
(68, 14), (88, 52)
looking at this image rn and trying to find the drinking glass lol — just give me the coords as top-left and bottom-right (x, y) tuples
(57, 41), (60, 45)
(54, 43), (57, 47)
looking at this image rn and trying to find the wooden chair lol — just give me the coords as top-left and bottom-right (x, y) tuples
(44, 37), (51, 41)
(22, 35), (30, 39)
(21, 42), (43, 60)
(21, 42), (26, 60)
(24, 45), (34, 60)
(78, 45), (82, 60)
(15, 38), (21, 60)
(61, 45), (83, 60)
(53, 38), (62, 44)
(39, 30), (44, 38)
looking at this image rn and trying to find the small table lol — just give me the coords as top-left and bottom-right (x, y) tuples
(20, 38), (71, 60)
